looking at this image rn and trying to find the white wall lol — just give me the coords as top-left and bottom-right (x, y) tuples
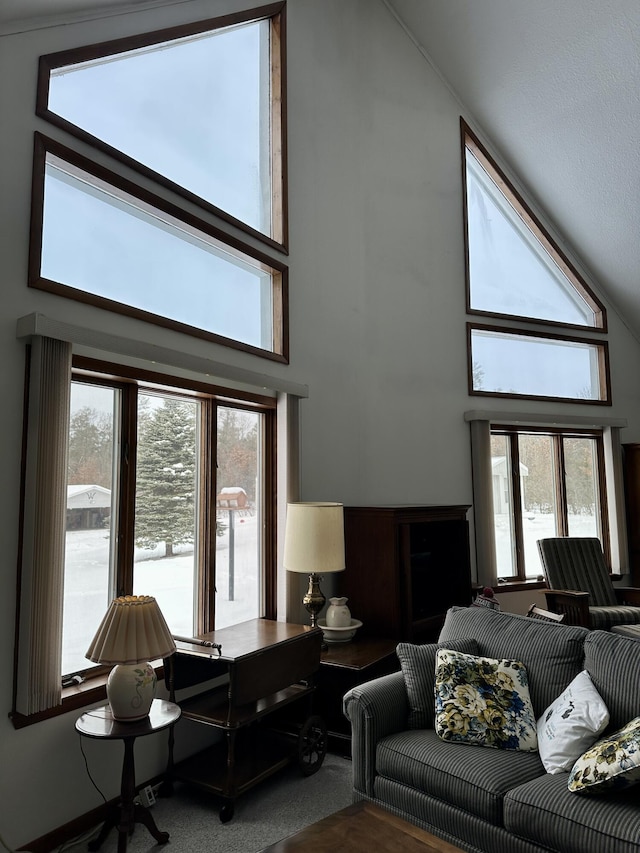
(2, 0), (640, 846)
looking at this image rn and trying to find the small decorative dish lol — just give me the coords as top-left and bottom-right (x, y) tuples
(317, 618), (363, 644)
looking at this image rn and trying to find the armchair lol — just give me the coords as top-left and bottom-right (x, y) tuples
(537, 537), (640, 629)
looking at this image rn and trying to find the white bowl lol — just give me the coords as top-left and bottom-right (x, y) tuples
(317, 618), (363, 644)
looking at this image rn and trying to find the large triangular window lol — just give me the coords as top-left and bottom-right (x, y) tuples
(463, 122), (604, 330)
(462, 120), (610, 404)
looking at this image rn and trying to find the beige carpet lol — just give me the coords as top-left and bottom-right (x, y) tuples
(73, 753), (353, 853)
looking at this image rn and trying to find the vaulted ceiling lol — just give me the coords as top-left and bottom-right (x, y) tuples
(3, 0), (639, 339)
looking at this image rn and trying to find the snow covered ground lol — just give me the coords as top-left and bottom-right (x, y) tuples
(62, 513), (259, 675)
(495, 511), (598, 579)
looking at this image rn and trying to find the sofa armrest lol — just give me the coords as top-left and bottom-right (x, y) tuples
(614, 587), (640, 606)
(343, 670), (408, 797)
(544, 588), (590, 626)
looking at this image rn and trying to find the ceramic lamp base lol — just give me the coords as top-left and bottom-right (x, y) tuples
(107, 662), (157, 721)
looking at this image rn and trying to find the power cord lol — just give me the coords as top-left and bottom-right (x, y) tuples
(77, 733), (107, 805)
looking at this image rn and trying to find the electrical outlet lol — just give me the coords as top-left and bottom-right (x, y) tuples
(139, 785), (156, 808)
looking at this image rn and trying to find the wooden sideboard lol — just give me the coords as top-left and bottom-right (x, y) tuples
(341, 505), (473, 643)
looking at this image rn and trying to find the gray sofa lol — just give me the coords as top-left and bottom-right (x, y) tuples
(343, 606), (640, 853)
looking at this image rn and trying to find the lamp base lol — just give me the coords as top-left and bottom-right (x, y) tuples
(302, 573), (326, 628)
(107, 662), (157, 721)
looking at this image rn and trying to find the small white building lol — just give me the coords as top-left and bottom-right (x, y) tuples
(491, 457), (528, 515)
(67, 485), (111, 530)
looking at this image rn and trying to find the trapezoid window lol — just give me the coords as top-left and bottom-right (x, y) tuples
(469, 324), (610, 404)
(37, 3), (287, 250)
(30, 134), (287, 361)
(463, 122), (605, 331)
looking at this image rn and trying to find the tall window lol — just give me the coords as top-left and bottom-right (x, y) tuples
(31, 4), (288, 361)
(490, 426), (608, 582)
(462, 119), (609, 404)
(62, 362), (275, 680)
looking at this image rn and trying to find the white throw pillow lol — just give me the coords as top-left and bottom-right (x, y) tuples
(537, 670), (609, 774)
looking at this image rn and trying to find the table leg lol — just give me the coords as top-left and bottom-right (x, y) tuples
(89, 736), (169, 852)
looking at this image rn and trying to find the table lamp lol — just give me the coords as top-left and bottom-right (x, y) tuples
(86, 595), (176, 722)
(283, 502), (346, 627)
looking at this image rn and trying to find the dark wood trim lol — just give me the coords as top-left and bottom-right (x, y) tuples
(29, 133), (289, 363)
(466, 305), (609, 335)
(460, 117), (607, 332)
(35, 3), (289, 254)
(73, 356), (278, 409)
(508, 433), (525, 579)
(263, 407), (278, 619)
(118, 383), (138, 595)
(468, 321), (612, 405)
(554, 432), (569, 536)
(200, 398), (216, 634)
(492, 425), (612, 579)
(17, 767), (169, 853)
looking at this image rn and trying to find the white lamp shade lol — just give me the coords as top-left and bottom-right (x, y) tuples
(283, 502), (345, 574)
(86, 595), (176, 665)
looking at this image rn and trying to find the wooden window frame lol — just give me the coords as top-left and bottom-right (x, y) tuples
(467, 322), (612, 405)
(461, 119), (606, 332)
(28, 133), (289, 363)
(35, 2), (289, 254)
(492, 425), (610, 582)
(11, 356), (277, 727)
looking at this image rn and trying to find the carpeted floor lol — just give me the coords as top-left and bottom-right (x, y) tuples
(72, 753), (353, 853)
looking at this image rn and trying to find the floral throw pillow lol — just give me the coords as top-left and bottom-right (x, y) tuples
(568, 717), (640, 794)
(434, 649), (538, 751)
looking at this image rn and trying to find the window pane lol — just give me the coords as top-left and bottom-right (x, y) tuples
(470, 327), (606, 401)
(40, 154), (275, 351)
(518, 435), (558, 578)
(565, 437), (600, 538)
(47, 20), (272, 236)
(215, 407), (262, 628)
(491, 434), (517, 578)
(465, 143), (598, 327)
(133, 394), (198, 637)
(63, 382), (118, 676)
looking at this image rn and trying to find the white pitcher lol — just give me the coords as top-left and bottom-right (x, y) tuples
(325, 596), (351, 628)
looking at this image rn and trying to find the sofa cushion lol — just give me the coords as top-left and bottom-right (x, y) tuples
(434, 649), (537, 751)
(376, 729), (544, 826)
(568, 716), (640, 794)
(584, 629), (640, 730)
(537, 669), (609, 774)
(396, 637), (478, 729)
(438, 606), (588, 716)
(505, 771), (640, 853)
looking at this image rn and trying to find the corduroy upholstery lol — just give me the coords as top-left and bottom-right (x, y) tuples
(344, 606), (640, 853)
(538, 537), (640, 629)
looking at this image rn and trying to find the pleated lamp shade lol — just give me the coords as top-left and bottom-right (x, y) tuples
(86, 595), (176, 721)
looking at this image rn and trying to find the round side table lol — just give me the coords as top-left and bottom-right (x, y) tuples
(76, 698), (181, 853)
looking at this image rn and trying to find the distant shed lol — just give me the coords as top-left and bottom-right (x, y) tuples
(67, 484), (111, 530)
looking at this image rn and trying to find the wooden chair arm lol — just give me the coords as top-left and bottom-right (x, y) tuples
(614, 587), (640, 607)
(544, 589), (590, 627)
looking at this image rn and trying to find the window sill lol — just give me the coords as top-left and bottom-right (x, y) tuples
(10, 665), (165, 729)
(493, 579), (547, 594)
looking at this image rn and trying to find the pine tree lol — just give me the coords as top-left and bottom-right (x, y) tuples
(135, 398), (196, 557)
